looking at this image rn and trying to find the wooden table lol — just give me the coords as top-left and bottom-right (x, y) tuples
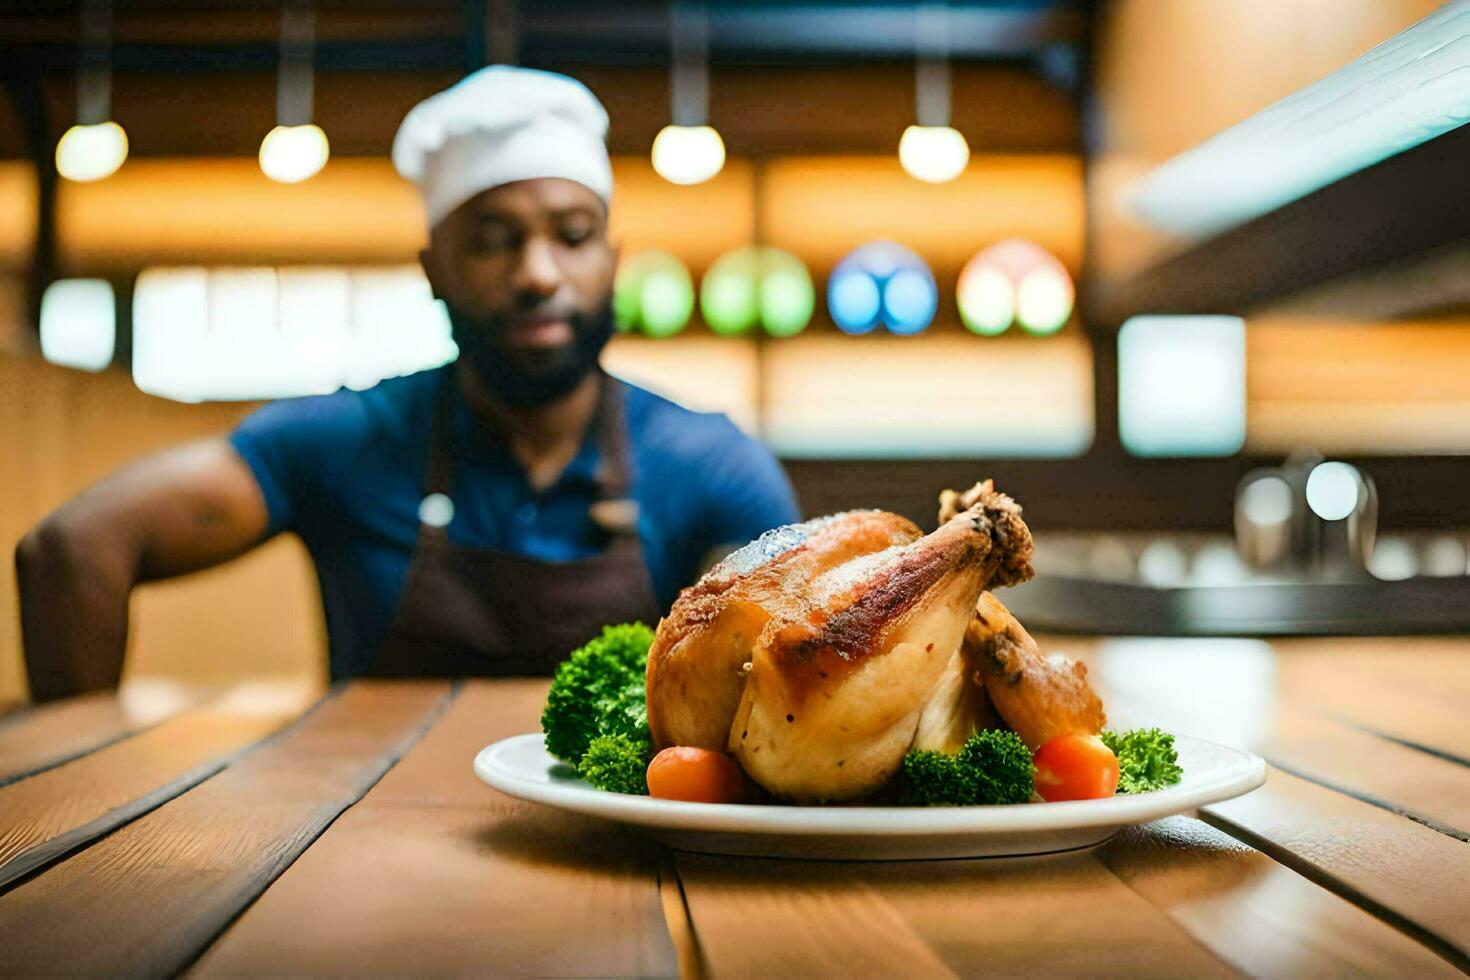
(0, 635), (1466, 977)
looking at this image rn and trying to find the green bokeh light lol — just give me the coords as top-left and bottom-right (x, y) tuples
(641, 273), (694, 338)
(700, 249), (760, 336)
(760, 252), (815, 338)
(700, 246), (814, 338)
(957, 265), (1014, 336)
(614, 250), (693, 338)
(1015, 268), (1073, 336)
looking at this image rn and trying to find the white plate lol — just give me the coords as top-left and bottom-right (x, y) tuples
(473, 733), (1265, 860)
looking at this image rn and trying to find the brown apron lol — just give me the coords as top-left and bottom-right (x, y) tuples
(368, 372), (662, 677)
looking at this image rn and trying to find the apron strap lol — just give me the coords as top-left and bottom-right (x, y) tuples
(411, 375), (457, 540)
(592, 375), (636, 502)
(423, 374), (456, 498)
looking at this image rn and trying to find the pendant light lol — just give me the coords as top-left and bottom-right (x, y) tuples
(652, 0), (725, 185)
(259, 0), (329, 183)
(899, 2), (969, 183)
(55, 0), (128, 182)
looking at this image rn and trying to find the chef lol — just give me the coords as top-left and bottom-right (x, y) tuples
(16, 66), (799, 699)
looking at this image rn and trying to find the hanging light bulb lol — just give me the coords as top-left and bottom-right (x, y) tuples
(898, 125), (969, 183)
(57, 0), (128, 182)
(259, 124), (329, 184)
(655, 1), (724, 185)
(56, 121), (128, 183)
(900, 3), (968, 183)
(261, 0), (328, 183)
(652, 125), (725, 185)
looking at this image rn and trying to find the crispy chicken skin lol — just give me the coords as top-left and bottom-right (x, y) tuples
(645, 479), (1042, 802)
(729, 494), (1034, 801)
(964, 591), (1106, 749)
(646, 510), (922, 750)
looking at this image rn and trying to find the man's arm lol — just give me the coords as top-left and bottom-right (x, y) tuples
(14, 438), (271, 701)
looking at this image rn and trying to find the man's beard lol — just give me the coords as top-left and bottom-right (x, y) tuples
(445, 300), (616, 408)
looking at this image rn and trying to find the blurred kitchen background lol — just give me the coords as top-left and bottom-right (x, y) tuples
(1, 0), (1467, 700)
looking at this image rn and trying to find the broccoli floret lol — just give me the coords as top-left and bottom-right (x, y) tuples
(902, 748), (980, 806)
(901, 729), (1035, 806)
(1100, 728), (1183, 794)
(541, 623), (655, 764)
(959, 729), (1037, 804)
(578, 734), (652, 795)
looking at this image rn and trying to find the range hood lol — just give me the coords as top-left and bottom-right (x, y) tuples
(1129, 0), (1470, 239)
(1094, 0), (1470, 328)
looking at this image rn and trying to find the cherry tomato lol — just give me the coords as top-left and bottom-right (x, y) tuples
(1032, 733), (1120, 802)
(646, 746), (747, 804)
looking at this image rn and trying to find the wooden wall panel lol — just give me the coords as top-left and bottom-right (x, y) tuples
(51, 156), (763, 277)
(761, 154), (1084, 282)
(1246, 319), (1470, 455)
(0, 354), (325, 702)
(56, 158), (425, 272)
(46, 152), (1083, 285)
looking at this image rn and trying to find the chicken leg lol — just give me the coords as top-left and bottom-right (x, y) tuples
(965, 592), (1106, 749)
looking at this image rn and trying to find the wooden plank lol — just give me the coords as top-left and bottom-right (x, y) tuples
(1202, 766), (1470, 972)
(192, 681), (678, 978)
(0, 681), (453, 977)
(674, 853), (959, 979)
(1273, 644), (1470, 761)
(869, 852), (1237, 977)
(659, 861), (703, 980)
(0, 689), (176, 785)
(1099, 815), (1460, 978)
(675, 848), (1236, 978)
(0, 693), (134, 784)
(0, 685), (309, 889)
(1262, 712), (1470, 839)
(355, 677), (548, 806)
(1300, 638), (1470, 708)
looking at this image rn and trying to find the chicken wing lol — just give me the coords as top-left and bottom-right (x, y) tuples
(964, 591), (1106, 749)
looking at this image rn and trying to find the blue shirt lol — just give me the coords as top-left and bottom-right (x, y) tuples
(229, 367), (799, 679)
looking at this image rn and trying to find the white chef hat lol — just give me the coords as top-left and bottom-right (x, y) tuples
(392, 65), (612, 228)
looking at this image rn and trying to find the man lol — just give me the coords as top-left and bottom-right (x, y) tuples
(16, 66), (799, 699)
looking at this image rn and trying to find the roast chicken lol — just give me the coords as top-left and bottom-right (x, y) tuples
(647, 480), (1044, 802)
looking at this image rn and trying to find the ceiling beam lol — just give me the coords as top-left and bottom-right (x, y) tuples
(0, 3), (1083, 75)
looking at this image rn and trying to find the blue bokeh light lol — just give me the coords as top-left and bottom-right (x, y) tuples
(882, 267), (938, 335)
(827, 241), (936, 336)
(828, 270), (882, 334)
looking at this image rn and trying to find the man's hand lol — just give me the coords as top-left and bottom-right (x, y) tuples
(14, 439), (271, 701)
